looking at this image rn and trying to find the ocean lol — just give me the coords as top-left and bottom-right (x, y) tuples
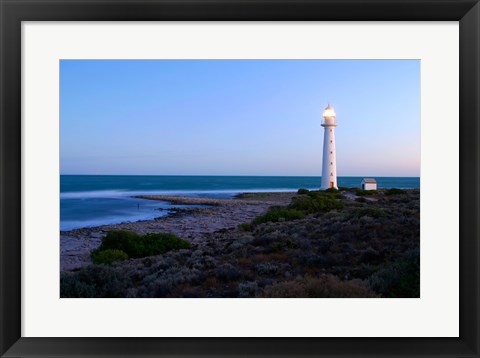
(60, 175), (420, 231)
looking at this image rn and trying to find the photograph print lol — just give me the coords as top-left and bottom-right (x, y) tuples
(60, 59), (420, 298)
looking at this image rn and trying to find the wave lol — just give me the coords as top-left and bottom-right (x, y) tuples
(60, 190), (130, 199)
(60, 211), (169, 231)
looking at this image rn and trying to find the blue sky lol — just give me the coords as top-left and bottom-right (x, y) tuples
(60, 60), (420, 176)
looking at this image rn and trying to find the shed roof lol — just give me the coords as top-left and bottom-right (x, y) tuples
(362, 178), (377, 183)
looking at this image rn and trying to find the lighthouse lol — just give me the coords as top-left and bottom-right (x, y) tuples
(321, 104), (338, 189)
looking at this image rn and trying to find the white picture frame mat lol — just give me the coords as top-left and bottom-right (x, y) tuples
(22, 21), (459, 337)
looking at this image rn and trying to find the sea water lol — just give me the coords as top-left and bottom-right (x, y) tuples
(60, 175), (420, 231)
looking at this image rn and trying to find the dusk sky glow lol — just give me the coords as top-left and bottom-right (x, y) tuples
(60, 59), (420, 176)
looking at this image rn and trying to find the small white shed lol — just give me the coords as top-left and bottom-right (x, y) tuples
(361, 178), (377, 190)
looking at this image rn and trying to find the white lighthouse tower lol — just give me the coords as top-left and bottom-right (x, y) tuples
(321, 104), (338, 189)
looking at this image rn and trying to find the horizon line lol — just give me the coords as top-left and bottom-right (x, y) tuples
(60, 174), (420, 178)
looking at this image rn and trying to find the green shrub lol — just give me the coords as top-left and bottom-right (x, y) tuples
(97, 230), (191, 258)
(141, 233), (191, 256)
(309, 190), (344, 199)
(386, 188), (407, 195)
(252, 208), (305, 225)
(238, 223), (253, 231)
(355, 189), (378, 196)
(324, 188), (339, 193)
(91, 249), (128, 265)
(290, 192), (344, 214)
(100, 230), (141, 256)
(297, 188), (310, 194)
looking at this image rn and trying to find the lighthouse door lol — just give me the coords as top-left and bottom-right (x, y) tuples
(329, 181), (334, 188)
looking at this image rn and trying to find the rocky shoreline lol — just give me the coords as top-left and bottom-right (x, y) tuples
(60, 192), (296, 271)
(61, 188), (420, 298)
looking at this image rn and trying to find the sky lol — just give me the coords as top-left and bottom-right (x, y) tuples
(60, 60), (420, 176)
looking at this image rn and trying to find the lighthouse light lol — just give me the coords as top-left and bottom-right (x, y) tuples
(323, 107), (336, 119)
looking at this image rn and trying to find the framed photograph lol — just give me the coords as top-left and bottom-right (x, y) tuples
(1, 0), (479, 357)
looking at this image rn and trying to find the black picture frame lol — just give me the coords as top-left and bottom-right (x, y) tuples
(1, 0), (479, 357)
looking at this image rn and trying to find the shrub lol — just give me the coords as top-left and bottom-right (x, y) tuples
(91, 248), (128, 265)
(360, 247), (382, 263)
(238, 223), (253, 231)
(252, 208), (305, 225)
(255, 262), (281, 275)
(260, 280), (306, 298)
(386, 188), (407, 195)
(324, 188), (339, 193)
(97, 230), (191, 258)
(216, 263), (242, 282)
(290, 192), (344, 214)
(355, 189), (377, 196)
(238, 281), (259, 297)
(351, 208), (387, 219)
(60, 273), (98, 297)
(304, 275), (379, 298)
(368, 250), (420, 297)
(229, 235), (255, 250)
(313, 190), (344, 199)
(141, 233), (191, 256)
(99, 230), (141, 255)
(297, 188), (310, 194)
(60, 265), (133, 298)
(261, 275), (379, 298)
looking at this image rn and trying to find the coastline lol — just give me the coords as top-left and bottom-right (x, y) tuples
(61, 192), (296, 271)
(61, 188), (420, 298)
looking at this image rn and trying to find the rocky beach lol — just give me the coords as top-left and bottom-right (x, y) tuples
(61, 192), (296, 271)
(61, 188), (420, 298)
